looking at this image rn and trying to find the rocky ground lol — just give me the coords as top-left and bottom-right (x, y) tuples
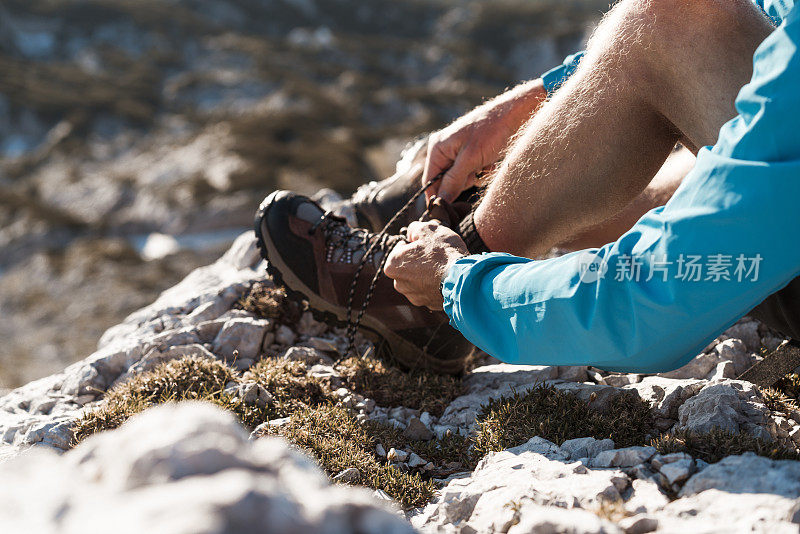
(3, 232), (800, 533)
(0, 0), (602, 387)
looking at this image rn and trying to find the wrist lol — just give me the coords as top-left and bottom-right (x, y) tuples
(439, 252), (465, 290)
(504, 79), (547, 124)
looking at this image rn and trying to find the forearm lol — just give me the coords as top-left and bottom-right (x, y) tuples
(466, 79), (547, 134)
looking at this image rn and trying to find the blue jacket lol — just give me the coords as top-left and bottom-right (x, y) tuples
(442, 0), (800, 372)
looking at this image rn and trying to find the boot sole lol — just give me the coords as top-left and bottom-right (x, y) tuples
(254, 191), (467, 375)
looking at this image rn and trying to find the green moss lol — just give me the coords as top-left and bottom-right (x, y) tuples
(652, 428), (800, 464)
(338, 354), (464, 416)
(473, 385), (654, 456)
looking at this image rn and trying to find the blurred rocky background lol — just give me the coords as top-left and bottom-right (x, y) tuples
(0, 0), (605, 389)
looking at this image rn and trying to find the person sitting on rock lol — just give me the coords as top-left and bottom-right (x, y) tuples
(256, 0), (800, 377)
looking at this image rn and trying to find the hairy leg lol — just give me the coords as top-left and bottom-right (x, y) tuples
(475, 0), (774, 257)
(558, 146), (694, 250)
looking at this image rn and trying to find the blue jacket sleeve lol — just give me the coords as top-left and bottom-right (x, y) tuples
(755, 0), (793, 24)
(445, 6), (800, 373)
(541, 52), (585, 95)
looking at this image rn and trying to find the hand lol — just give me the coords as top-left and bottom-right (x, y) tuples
(422, 79), (547, 202)
(384, 220), (469, 311)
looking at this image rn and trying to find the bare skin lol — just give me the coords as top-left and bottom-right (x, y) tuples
(387, 0), (775, 308)
(422, 79), (548, 202)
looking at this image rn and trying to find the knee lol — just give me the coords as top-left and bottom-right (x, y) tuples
(586, 0), (765, 78)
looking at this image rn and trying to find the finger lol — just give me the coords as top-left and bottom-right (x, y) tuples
(406, 220), (439, 242)
(384, 243), (411, 279)
(437, 150), (477, 203)
(392, 279), (419, 303)
(422, 138), (453, 199)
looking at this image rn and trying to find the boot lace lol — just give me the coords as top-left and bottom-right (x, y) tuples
(309, 174), (443, 358)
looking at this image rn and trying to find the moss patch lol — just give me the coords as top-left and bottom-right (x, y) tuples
(338, 354), (463, 416)
(652, 428), (800, 464)
(473, 385), (654, 457)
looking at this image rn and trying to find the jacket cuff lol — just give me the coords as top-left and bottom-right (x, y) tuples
(541, 51), (585, 95)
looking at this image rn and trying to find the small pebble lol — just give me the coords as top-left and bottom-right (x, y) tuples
(407, 453), (426, 468)
(387, 448), (408, 462)
(404, 417), (434, 441)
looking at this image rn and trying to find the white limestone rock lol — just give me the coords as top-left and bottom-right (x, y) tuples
(560, 437), (615, 461)
(624, 479), (670, 515)
(557, 365), (589, 383)
(591, 447), (656, 468)
(676, 380), (772, 439)
(437, 364), (558, 430)
(0, 403), (413, 534)
(617, 515), (658, 534)
(721, 320), (762, 353)
(658, 351), (723, 380)
(657, 458), (695, 487)
(507, 502), (622, 534)
(680, 453), (800, 498)
(508, 436), (569, 461)
(623, 376), (704, 421)
(282, 346), (332, 366)
(657, 490), (800, 532)
(296, 311), (327, 337)
(412, 445), (629, 533)
(212, 317), (272, 361)
(403, 417), (434, 441)
(275, 324), (297, 346)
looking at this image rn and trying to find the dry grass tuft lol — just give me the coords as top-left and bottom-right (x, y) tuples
(237, 281), (302, 323)
(473, 385), (654, 456)
(775, 373), (800, 402)
(242, 358), (333, 414)
(761, 386), (799, 414)
(338, 354), (464, 416)
(263, 404), (441, 509)
(73, 356), (239, 443)
(73, 356), (333, 444)
(652, 428), (800, 464)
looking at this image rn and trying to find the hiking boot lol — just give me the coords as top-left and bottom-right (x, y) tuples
(322, 136), (481, 234)
(327, 137), (430, 234)
(254, 190), (474, 374)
